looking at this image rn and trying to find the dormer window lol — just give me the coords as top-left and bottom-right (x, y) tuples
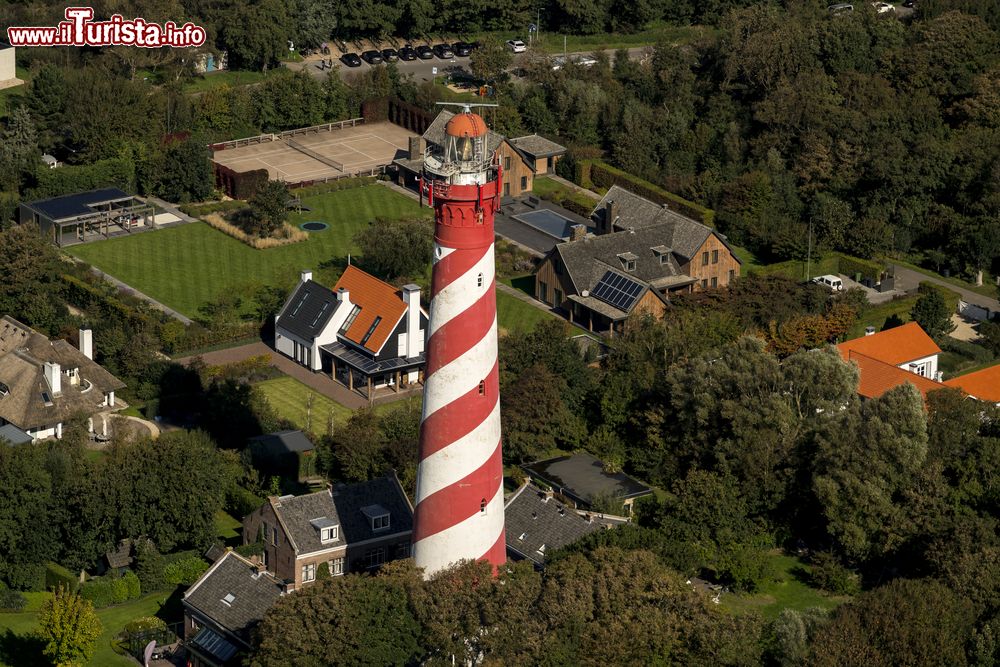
(361, 504), (391, 532)
(311, 517), (340, 543)
(617, 252), (638, 272)
(322, 526), (339, 542)
(651, 245), (671, 266)
(0, 382), (8, 398)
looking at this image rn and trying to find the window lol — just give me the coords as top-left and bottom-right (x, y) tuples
(538, 281), (549, 304)
(478, 380), (486, 396)
(504, 182), (510, 196)
(271, 525), (279, 546)
(477, 272), (484, 288)
(360, 316), (382, 347)
(554, 258), (563, 275)
(321, 526), (339, 543)
(659, 254), (668, 265)
(365, 547), (386, 569)
(504, 156), (512, 170)
(702, 251), (709, 266)
(302, 562), (316, 582)
(728, 269), (735, 283)
(520, 176), (528, 190)
(625, 259), (636, 271)
(711, 277), (718, 288)
(480, 498), (487, 514)
(701, 279), (708, 289)
(396, 542), (410, 559)
(712, 249), (719, 264)
(339, 305), (361, 332)
(372, 514), (390, 531)
(331, 557), (345, 575)
(537, 544), (546, 555)
(554, 288), (563, 305)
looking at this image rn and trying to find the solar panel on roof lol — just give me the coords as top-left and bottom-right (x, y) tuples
(590, 271), (644, 311)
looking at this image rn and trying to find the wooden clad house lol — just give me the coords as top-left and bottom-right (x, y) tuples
(533, 185), (741, 335)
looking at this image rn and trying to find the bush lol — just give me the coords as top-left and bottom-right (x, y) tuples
(808, 551), (861, 595)
(316, 562), (331, 580)
(940, 336), (994, 365)
(45, 562), (79, 594)
(80, 577), (116, 609)
(0, 588), (27, 612)
(226, 485), (265, 520)
(164, 556), (209, 585)
(110, 576), (130, 604)
(136, 543), (167, 593)
(123, 616), (166, 635)
(123, 571), (141, 600)
(202, 213), (307, 249)
(235, 542), (264, 560)
(3, 563), (47, 592)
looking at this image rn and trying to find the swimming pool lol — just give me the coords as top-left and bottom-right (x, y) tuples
(512, 208), (581, 240)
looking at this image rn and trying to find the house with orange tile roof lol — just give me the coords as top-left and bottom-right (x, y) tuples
(944, 365), (1000, 405)
(274, 266), (427, 399)
(841, 350), (946, 401)
(836, 322), (942, 383)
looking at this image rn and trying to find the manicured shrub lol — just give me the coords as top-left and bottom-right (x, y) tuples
(0, 588), (27, 611)
(45, 562), (79, 594)
(136, 543), (167, 593)
(164, 556), (209, 585)
(110, 576), (130, 604)
(80, 577), (116, 608)
(123, 571), (141, 600)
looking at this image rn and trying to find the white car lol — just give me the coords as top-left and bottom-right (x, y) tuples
(873, 2), (894, 12)
(812, 275), (844, 291)
(551, 54), (597, 70)
(506, 39), (526, 53)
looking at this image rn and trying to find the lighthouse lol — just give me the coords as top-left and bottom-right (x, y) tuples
(412, 105), (506, 577)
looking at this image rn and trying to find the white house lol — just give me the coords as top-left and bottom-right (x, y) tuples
(274, 266), (427, 399)
(0, 316), (126, 441)
(0, 43), (19, 89)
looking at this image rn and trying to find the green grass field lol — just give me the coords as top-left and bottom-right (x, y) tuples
(0, 591), (176, 667)
(68, 185), (429, 318)
(497, 289), (558, 335)
(182, 69), (270, 93)
(470, 22), (717, 55)
(721, 553), (850, 620)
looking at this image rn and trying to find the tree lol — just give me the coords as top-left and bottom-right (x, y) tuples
(470, 36), (513, 85)
(0, 107), (39, 191)
(37, 586), (103, 667)
(354, 218), (433, 280)
(501, 364), (583, 462)
(156, 137), (214, 203)
(223, 0), (292, 72)
(910, 287), (956, 339)
(247, 180), (289, 238)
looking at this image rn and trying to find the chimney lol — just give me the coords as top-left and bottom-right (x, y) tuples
(865, 326), (876, 336)
(78, 329), (93, 360)
(401, 284), (422, 359)
(570, 224), (586, 242)
(300, 270), (313, 284)
(44, 361), (61, 395)
(602, 200), (619, 235)
(337, 287), (350, 305)
(408, 136), (423, 160)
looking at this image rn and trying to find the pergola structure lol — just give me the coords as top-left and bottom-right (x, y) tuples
(321, 341), (424, 403)
(19, 188), (155, 247)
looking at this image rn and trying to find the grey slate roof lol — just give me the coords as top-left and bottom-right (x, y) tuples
(275, 279), (339, 342)
(509, 135), (567, 158)
(592, 185), (714, 260)
(249, 430), (314, 454)
(422, 109), (505, 156)
(554, 228), (685, 298)
(0, 316), (126, 431)
(184, 551), (285, 646)
(271, 473), (413, 555)
(525, 453), (653, 507)
(505, 482), (627, 566)
(0, 424), (32, 445)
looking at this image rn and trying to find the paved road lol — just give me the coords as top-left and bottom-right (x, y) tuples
(890, 264), (1000, 313)
(290, 46), (651, 84)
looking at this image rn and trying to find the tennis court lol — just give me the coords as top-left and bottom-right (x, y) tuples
(211, 121), (417, 184)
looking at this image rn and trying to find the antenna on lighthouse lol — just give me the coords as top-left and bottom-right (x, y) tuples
(434, 102), (499, 111)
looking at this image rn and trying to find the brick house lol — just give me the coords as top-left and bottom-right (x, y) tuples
(392, 110), (565, 198)
(242, 472), (414, 589)
(533, 185), (742, 335)
(183, 550), (285, 667)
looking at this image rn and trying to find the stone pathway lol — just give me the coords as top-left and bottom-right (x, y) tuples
(144, 196), (198, 223)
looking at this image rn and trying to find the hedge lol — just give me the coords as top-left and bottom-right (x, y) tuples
(291, 175), (376, 197)
(918, 281), (961, 313)
(60, 273), (156, 332)
(235, 542), (264, 559)
(45, 562), (79, 593)
(179, 200), (248, 218)
(80, 571), (142, 609)
(164, 556), (209, 585)
(27, 156), (136, 200)
(226, 484), (265, 520)
(581, 159), (715, 227)
(837, 254), (884, 283)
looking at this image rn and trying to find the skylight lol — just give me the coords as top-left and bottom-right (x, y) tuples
(222, 593), (235, 606)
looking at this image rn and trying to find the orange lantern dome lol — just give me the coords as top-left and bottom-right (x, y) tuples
(445, 112), (488, 138)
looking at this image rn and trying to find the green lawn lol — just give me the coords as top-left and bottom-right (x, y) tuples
(214, 509), (243, 545)
(256, 375), (354, 434)
(68, 185), (429, 318)
(0, 68), (29, 119)
(721, 553), (850, 621)
(182, 69), (270, 93)
(470, 22), (716, 54)
(0, 591), (177, 667)
(532, 176), (601, 209)
(497, 289), (558, 335)
(846, 296), (919, 339)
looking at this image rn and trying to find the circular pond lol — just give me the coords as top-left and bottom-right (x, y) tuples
(300, 221), (329, 232)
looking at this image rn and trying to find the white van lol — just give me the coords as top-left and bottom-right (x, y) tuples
(812, 275), (844, 291)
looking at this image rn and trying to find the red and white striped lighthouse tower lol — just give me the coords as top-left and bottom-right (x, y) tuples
(412, 104), (506, 577)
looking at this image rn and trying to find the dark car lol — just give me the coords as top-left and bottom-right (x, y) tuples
(433, 44), (454, 59)
(341, 53), (362, 67)
(381, 48), (399, 62)
(452, 42), (472, 57)
(416, 45), (434, 59)
(399, 44), (417, 60)
(361, 50), (383, 64)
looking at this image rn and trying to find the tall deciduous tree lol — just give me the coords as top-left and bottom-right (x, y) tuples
(247, 180), (289, 237)
(37, 586), (103, 667)
(354, 218), (433, 280)
(910, 287), (956, 339)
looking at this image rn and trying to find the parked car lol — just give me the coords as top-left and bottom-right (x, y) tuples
(399, 44), (417, 60)
(341, 53), (362, 67)
(381, 48), (399, 62)
(452, 42), (473, 57)
(506, 39), (527, 53)
(433, 44), (454, 59)
(361, 50), (383, 64)
(416, 45), (434, 59)
(827, 3), (853, 11)
(812, 275), (844, 291)
(551, 54), (598, 70)
(872, 1), (894, 12)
